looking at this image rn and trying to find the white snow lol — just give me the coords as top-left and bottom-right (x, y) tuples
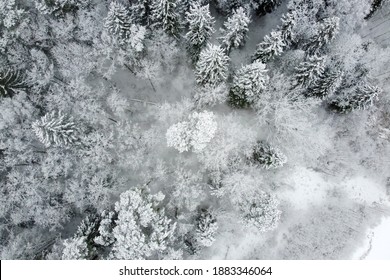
(277, 167), (330, 211)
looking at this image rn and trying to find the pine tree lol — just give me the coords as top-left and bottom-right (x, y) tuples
(0, 69), (26, 97)
(249, 141), (287, 169)
(32, 111), (78, 147)
(195, 44), (229, 86)
(104, 2), (132, 45)
(185, 3), (215, 62)
(109, 187), (176, 260)
(252, 31), (286, 63)
(305, 68), (343, 99)
(294, 55), (326, 88)
(150, 0), (181, 37)
(34, 0), (89, 15)
(237, 190), (282, 232)
(365, 0), (383, 19)
(129, 0), (152, 25)
(215, 0), (246, 15)
(253, 0), (281, 16)
(306, 17), (340, 55)
(279, 11), (297, 46)
(94, 210), (116, 247)
(229, 61), (269, 108)
(220, 7), (251, 53)
(328, 83), (381, 113)
(62, 214), (100, 260)
(195, 209), (218, 247)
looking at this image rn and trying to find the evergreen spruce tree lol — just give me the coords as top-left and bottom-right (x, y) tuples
(279, 11), (297, 46)
(294, 55), (326, 88)
(249, 141), (287, 169)
(328, 83), (381, 113)
(237, 189), (282, 232)
(305, 68), (343, 99)
(129, 0), (152, 25)
(365, 0), (383, 19)
(215, 0), (246, 15)
(150, 0), (181, 37)
(220, 7), (251, 53)
(104, 2), (133, 45)
(252, 0), (281, 15)
(62, 214), (100, 260)
(195, 209), (218, 247)
(228, 61), (269, 108)
(34, 0), (89, 15)
(0, 69), (27, 97)
(306, 17), (340, 54)
(195, 44), (229, 86)
(32, 111), (78, 147)
(252, 31), (286, 63)
(109, 187), (176, 260)
(185, 3), (215, 62)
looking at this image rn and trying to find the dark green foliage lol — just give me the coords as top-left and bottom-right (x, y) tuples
(130, 0), (152, 25)
(227, 89), (252, 108)
(195, 208), (217, 247)
(0, 69), (27, 97)
(151, 0), (181, 37)
(252, 31), (286, 64)
(328, 83), (381, 113)
(35, 0), (90, 16)
(250, 141), (287, 169)
(305, 17), (340, 55)
(253, 0), (282, 16)
(105, 2), (132, 45)
(305, 68), (342, 99)
(294, 55), (326, 88)
(364, 0), (383, 19)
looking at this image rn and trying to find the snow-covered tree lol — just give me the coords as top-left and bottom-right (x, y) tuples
(166, 111), (218, 153)
(195, 44), (229, 86)
(229, 61), (269, 108)
(220, 7), (250, 53)
(104, 2), (146, 48)
(32, 111), (78, 147)
(185, 3), (215, 62)
(129, 0), (152, 24)
(365, 0), (383, 19)
(279, 11), (298, 46)
(94, 210), (116, 247)
(170, 168), (206, 212)
(189, 111), (218, 152)
(62, 237), (89, 260)
(150, 0), (181, 37)
(249, 141), (287, 169)
(166, 121), (192, 153)
(0, 69), (27, 98)
(252, 0), (281, 15)
(193, 83), (228, 108)
(252, 31), (286, 63)
(305, 68), (343, 99)
(306, 17), (340, 54)
(294, 55), (326, 88)
(0, 0), (24, 29)
(195, 209), (218, 247)
(109, 187), (176, 260)
(215, 0), (246, 14)
(237, 190), (281, 232)
(34, 0), (90, 15)
(328, 83), (382, 113)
